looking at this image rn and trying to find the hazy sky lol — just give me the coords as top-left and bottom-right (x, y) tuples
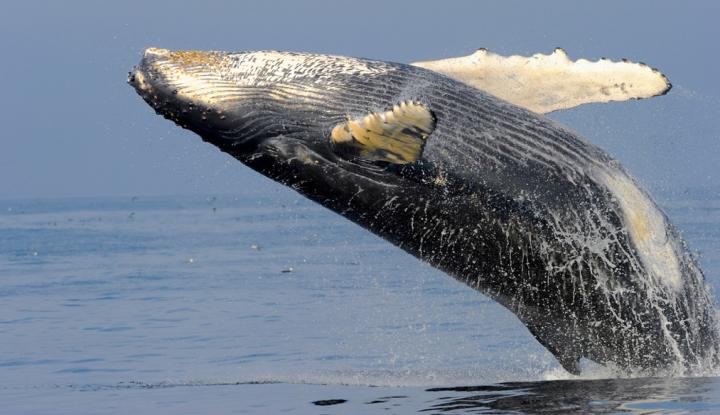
(1, 0), (718, 199)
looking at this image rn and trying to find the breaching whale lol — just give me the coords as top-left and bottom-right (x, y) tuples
(129, 47), (719, 375)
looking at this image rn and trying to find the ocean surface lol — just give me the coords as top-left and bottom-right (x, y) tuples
(2, 187), (720, 414)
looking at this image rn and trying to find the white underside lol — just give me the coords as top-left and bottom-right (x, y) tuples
(596, 169), (682, 289)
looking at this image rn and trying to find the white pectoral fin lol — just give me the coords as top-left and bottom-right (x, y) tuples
(411, 48), (671, 113)
(331, 101), (435, 164)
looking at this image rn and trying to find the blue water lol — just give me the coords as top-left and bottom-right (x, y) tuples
(2, 188), (720, 414)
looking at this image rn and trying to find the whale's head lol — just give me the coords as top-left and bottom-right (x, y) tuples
(129, 48), (328, 150)
(129, 48), (424, 189)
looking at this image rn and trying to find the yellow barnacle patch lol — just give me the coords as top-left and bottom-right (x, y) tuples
(168, 50), (223, 69)
(330, 102), (435, 164)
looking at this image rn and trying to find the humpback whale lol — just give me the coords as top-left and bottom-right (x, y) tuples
(129, 47), (719, 375)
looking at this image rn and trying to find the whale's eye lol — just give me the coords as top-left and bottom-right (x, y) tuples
(330, 101), (436, 165)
